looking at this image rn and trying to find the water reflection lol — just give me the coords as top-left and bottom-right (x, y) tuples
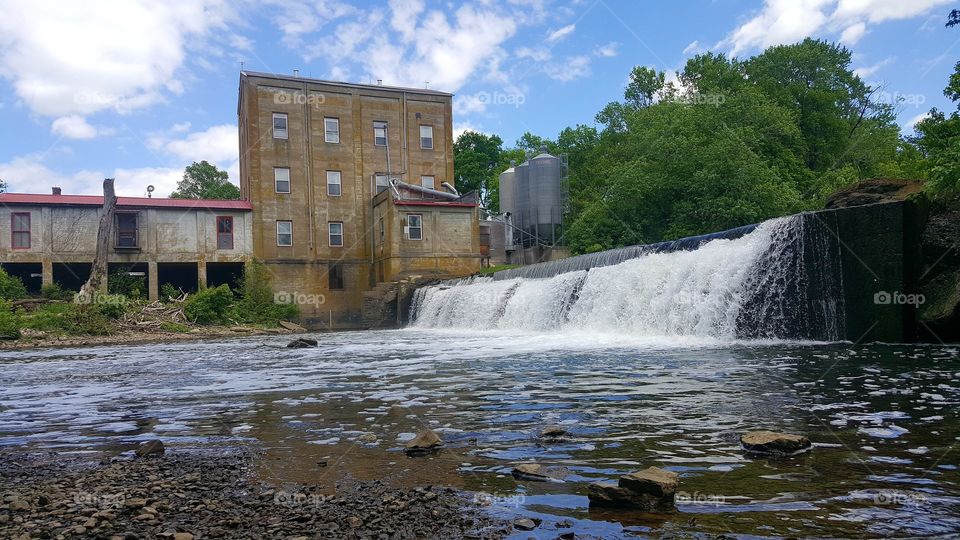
(0, 332), (958, 537)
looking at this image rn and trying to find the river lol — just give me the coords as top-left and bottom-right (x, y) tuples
(1, 331), (957, 538)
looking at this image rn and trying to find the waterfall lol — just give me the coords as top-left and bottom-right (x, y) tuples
(409, 215), (846, 341)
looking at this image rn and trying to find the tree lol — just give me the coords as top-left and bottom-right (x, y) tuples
(170, 161), (240, 199)
(0, 178), (7, 193)
(452, 131), (503, 210)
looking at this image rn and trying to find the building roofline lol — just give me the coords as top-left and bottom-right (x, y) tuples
(0, 193), (253, 211)
(240, 70), (454, 97)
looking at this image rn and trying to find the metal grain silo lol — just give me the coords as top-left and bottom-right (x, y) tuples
(498, 161), (516, 217)
(528, 146), (562, 244)
(514, 159), (531, 246)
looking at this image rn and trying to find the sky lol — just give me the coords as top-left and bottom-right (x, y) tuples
(0, 0), (957, 197)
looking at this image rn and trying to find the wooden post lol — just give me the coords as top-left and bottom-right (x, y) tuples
(79, 178), (116, 298)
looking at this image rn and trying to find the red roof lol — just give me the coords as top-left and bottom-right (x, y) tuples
(0, 193), (252, 211)
(394, 200), (476, 208)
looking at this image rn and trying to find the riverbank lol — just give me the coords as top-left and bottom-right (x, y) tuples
(0, 450), (510, 539)
(0, 324), (305, 351)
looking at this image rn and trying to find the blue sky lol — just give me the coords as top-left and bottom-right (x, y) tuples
(0, 0), (957, 196)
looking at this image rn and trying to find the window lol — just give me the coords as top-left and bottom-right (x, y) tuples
(373, 121), (387, 146)
(11, 212), (30, 249)
(272, 113), (288, 139)
(116, 213), (138, 248)
(421, 175), (435, 190)
(328, 263), (344, 290)
(275, 167), (290, 193)
(216, 216), (234, 250)
(419, 125), (433, 149)
(324, 117), (339, 143)
(375, 173), (389, 193)
(406, 214), (422, 240)
(326, 171), (341, 196)
(276, 220), (293, 246)
(328, 222), (343, 247)
(379, 217), (385, 251)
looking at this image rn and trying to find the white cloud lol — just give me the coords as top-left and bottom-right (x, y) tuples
(682, 40), (704, 55)
(516, 47), (552, 61)
(546, 23), (576, 44)
(545, 55), (591, 82)
(454, 94), (489, 116)
(150, 124), (238, 164)
(51, 115), (98, 140)
(453, 122), (485, 140)
(594, 42), (620, 57)
(718, 0), (951, 56)
(853, 56), (894, 78)
(113, 166), (185, 198)
(904, 111), (931, 131)
(0, 0), (234, 120)
(0, 154), (104, 195)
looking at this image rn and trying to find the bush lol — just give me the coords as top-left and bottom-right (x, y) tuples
(0, 300), (22, 340)
(0, 267), (28, 300)
(160, 321), (191, 333)
(235, 260), (298, 325)
(184, 284), (235, 324)
(41, 282), (74, 301)
(96, 298), (126, 319)
(160, 283), (181, 301)
(21, 302), (115, 336)
(108, 266), (146, 299)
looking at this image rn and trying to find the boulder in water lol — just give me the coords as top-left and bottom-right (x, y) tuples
(740, 430), (811, 456)
(619, 467), (679, 498)
(286, 337), (318, 348)
(540, 425), (566, 437)
(511, 463), (569, 481)
(588, 467), (678, 510)
(135, 440), (165, 458)
(404, 429), (443, 455)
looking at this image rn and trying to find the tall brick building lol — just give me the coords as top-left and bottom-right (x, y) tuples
(237, 71), (480, 328)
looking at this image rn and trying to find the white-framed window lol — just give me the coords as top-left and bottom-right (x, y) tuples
(375, 173), (389, 193)
(419, 125), (433, 149)
(328, 222), (344, 247)
(373, 121), (387, 146)
(420, 175), (435, 190)
(273, 113), (288, 139)
(274, 167), (291, 193)
(276, 220), (293, 246)
(326, 170), (341, 196)
(324, 117), (339, 143)
(405, 214), (422, 240)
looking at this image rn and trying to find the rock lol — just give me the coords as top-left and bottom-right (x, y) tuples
(512, 463), (568, 482)
(513, 518), (538, 531)
(404, 429), (443, 455)
(347, 516), (363, 528)
(9, 499), (30, 511)
(135, 439), (165, 457)
(278, 320), (307, 332)
(541, 425), (566, 437)
(173, 533), (194, 540)
(740, 430), (812, 456)
(824, 179), (922, 209)
(124, 498), (148, 509)
(587, 482), (672, 510)
(618, 467), (679, 498)
(286, 337), (318, 348)
(358, 433), (378, 443)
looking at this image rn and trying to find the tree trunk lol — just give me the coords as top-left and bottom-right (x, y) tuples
(80, 178), (117, 299)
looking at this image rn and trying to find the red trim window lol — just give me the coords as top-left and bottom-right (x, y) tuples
(115, 212), (139, 248)
(216, 216), (234, 250)
(11, 212), (30, 249)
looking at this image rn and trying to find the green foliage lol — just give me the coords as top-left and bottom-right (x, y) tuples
(160, 321), (191, 333)
(235, 260), (298, 324)
(160, 283), (182, 301)
(184, 284), (235, 324)
(478, 264), (520, 276)
(453, 131), (504, 210)
(41, 283), (73, 301)
(108, 266), (145, 299)
(0, 178), (7, 193)
(170, 160), (240, 199)
(21, 303), (114, 336)
(97, 299), (126, 319)
(0, 267), (28, 300)
(0, 300), (21, 340)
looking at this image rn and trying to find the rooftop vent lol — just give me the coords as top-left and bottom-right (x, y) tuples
(51, 187), (62, 195)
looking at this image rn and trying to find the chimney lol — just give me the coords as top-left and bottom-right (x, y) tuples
(293, 69), (300, 77)
(377, 79), (383, 86)
(52, 187), (62, 195)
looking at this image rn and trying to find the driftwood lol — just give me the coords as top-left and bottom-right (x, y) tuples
(79, 178), (117, 299)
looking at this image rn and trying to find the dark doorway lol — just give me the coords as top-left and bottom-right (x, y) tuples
(107, 263), (149, 299)
(52, 263), (92, 292)
(207, 262), (244, 291)
(0, 263), (43, 294)
(157, 263), (199, 296)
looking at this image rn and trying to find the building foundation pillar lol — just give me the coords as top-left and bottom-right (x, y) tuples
(197, 261), (207, 289)
(41, 258), (53, 287)
(148, 261), (159, 302)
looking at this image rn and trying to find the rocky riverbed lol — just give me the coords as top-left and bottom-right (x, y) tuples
(0, 450), (511, 539)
